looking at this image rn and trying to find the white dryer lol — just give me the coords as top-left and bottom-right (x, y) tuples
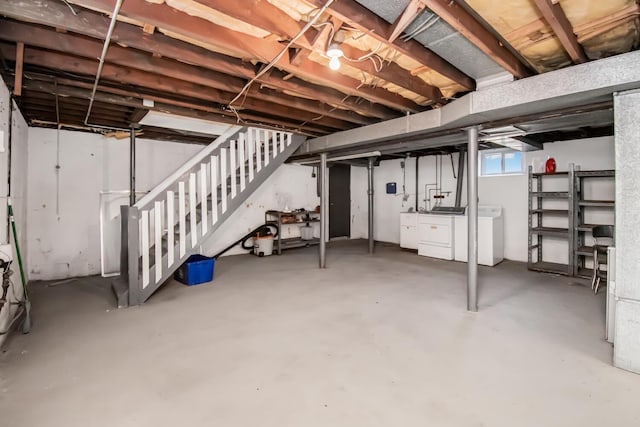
(454, 205), (504, 266)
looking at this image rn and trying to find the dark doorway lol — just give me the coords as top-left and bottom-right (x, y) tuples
(329, 164), (351, 238)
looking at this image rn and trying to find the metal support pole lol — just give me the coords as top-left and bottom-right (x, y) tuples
(368, 157), (375, 253)
(467, 127), (479, 312)
(129, 127), (136, 206)
(319, 153), (327, 268)
(455, 149), (465, 207)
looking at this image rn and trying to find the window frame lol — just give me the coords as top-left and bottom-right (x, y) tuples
(479, 148), (525, 177)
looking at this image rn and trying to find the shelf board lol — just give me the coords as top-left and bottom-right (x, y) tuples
(529, 209), (569, 215)
(528, 261), (570, 275)
(532, 171), (569, 176)
(576, 246), (608, 261)
(530, 226), (569, 237)
(575, 170), (615, 178)
(530, 191), (569, 199)
(579, 200), (614, 207)
(576, 223), (614, 232)
(278, 237), (320, 250)
(267, 219), (320, 224)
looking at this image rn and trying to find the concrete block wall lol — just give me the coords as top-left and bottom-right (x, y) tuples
(613, 89), (640, 374)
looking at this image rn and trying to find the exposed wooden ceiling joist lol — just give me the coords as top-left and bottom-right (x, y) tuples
(420, 0), (532, 78)
(531, 0), (587, 64)
(0, 19), (370, 127)
(0, 0), (392, 122)
(2, 73), (332, 136)
(192, 0), (443, 103)
(388, 0), (427, 43)
(303, 0), (476, 90)
(66, 0), (424, 112)
(13, 41), (23, 96)
(0, 43), (356, 132)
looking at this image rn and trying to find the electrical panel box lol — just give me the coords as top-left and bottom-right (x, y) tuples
(386, 182), (397, 194)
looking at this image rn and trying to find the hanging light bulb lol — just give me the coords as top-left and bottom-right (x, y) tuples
(329, 56), (341, 71)
(326, 42), (343, 71)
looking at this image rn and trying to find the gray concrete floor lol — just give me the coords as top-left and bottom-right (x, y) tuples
(1, 240), (639, 426)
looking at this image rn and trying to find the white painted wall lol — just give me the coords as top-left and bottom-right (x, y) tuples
(0, 77), (29, 346)
(352, 137), (614, 262)
(26, 128), (319, 279)
(27, 128), (202, 280)
(200, 164), (319, 257)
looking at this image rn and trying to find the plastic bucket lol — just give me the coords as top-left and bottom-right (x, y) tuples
(300, 226), (313, 241)
(253, 235), (274, 256)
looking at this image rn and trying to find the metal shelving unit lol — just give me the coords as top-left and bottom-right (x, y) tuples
(527, 166), (574, 275)
(572, 169), (615, 279)
(528, 165), (615, 278)
(265, 210), (320, 255)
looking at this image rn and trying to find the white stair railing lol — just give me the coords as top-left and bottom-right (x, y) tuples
(120, 126), (300, 304)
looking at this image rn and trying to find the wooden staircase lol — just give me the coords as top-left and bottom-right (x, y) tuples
(113, 126), (305, 306)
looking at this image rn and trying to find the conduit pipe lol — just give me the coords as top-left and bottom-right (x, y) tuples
(455, 148), (465, 207)
(368, 157), (375, 254)
(319, 153), (327, 268)
(84, 0), (130, 132)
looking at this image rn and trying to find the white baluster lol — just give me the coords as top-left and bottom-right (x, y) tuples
(200, 163), (208, 236)
(287, 132), (292, 147)
(178, 181), (186, 257)
(210, 155), (218, 225)
(239, 133), (246, 192)
(272, 131), (278, 158)
(279, 132), (285, 153)
(141, 209), (150, 288)
(255, 130), (262, 172)
(247, 129), (254, 182)
(220, 148), (228, 213)
(167, 190), (174, 267)
(230, 140), (237, 198)
(189, 173), (197, 248)
(264, 130), (270, 166)
(154, 201), (162, 283)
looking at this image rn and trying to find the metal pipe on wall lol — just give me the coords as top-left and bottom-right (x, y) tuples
(455, 149), (465, 207)
(129, 126), (136, 206)
(415, 155), (419, 211)
(368, 157), (375, 254)
(467, 127), (479, 312)
(319, 153), (327, 268)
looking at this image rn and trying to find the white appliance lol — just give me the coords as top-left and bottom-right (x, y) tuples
(400, 212), (418, 250)
(418, 213), (455, 260)
(454, 205), (504, 266)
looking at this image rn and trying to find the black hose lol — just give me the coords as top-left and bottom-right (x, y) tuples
(213, 223), (279, 259)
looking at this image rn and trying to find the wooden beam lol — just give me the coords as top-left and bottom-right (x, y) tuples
(0, 21), (366, 126)
(532, 0), (587, 63)
(66, 0), (423, 111)
(420, 0), (531, 78)
(388, 0), (426, 42)
(129, 108), (149, 124)
(290, 17), (342, 66)
(14, 42), (23, 96)
(0, 43), (355, 132)
(196, 0), (441, 103)
(304, 0), (476, 90)
(9, 73), (333, 135)
(0, 0), (389, 121)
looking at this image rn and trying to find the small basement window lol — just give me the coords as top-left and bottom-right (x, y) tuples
(480, 148), (524, 176)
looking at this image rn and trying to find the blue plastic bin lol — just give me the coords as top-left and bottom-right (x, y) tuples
(174, 254), (214, 286)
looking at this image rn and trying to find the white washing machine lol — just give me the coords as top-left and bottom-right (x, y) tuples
(454, 205), (504, 266)
(418, 213), (455, 260)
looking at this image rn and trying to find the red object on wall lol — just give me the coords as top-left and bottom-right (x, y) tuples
(545, 157), (557, 174)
